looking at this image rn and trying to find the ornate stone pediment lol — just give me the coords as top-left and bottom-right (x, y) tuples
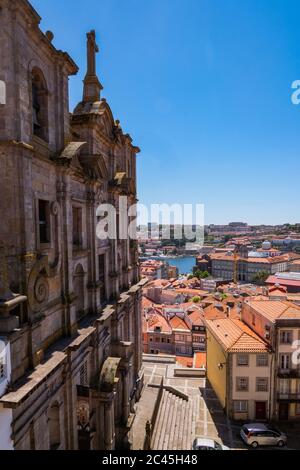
(109, 172), (136, 195)
(53, 142), (87, 167)
(78, 154), (108, 180)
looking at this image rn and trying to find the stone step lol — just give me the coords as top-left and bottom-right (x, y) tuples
(173, 396), (184, 450)
(163, 396), (178, 450)
(160, 393), (172, 450)
(151, 390), (169, 449)
(150, 387), (203, 451)
(165, 395), (179, 450)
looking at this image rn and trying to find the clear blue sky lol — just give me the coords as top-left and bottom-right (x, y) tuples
(32, 0), (300, 225)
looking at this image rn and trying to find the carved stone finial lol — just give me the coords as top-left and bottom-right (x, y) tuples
(45, 31), (54, 42)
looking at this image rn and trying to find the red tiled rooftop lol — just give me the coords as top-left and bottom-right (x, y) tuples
(169, 316), (189, 331)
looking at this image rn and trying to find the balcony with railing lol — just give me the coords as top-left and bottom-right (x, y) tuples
(277, 368), (300, 379)
(277, 392), (300, 402)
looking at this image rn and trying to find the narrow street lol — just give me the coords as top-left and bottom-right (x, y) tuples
(134, 360), (300, 451)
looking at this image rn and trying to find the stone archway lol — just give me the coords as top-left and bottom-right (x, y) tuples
(93, 357), (122, 450)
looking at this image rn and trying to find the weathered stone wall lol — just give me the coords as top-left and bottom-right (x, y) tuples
(0, 0), (143, 451)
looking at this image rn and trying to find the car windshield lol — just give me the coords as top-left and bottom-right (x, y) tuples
(214, 441), (222, 450)
(267, 425), (280, 434)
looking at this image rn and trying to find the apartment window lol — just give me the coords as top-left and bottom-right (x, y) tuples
(233, 400), (248, 413)
(236, 377), (249, 392)
(73, 207), (83, 247)
(155, 326), (162, 333)
(161, 338), (166, 343)
(38, 200), (51, 244)
(256, 377), (268, 392)
(176, 334), (187, 342)
(296, 404), (300, 415)
(79, 361), (88, 387)
(237, 354), (249, 367)
(257, 354), (269, 367)
(279, 379), (290, 395)
(149, 337), (153, 342)
(280, 354), (291, 370)
(280, 331), (293, 345)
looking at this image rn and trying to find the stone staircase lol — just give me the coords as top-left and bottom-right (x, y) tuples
(151, 389), (199, 450)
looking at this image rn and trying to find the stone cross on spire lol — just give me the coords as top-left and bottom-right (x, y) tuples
(83, 30), (103, 103)
(87, 30), (99, 76)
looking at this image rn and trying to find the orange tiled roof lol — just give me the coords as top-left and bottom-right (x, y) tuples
(209, 253), (289, 264)
(145, 312), (172, 334)
(188, 309), (204, 326)
(244, 299), (300, 322)
(169, 316), (190, 331)
(174, 288), (209, 297)
(205, 317), (269, 353)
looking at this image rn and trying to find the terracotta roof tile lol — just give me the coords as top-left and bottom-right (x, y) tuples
(205, 317), (268, 352)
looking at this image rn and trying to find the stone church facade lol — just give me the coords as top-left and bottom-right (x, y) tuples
(0, 0), (145, 450)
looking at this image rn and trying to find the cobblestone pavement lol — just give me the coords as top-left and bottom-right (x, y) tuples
(143, 361), (300, 451)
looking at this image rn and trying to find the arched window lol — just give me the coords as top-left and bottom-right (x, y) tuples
(31, 68), (49, 142)
(74, 264), (85, 320)
(48, 402), (61, 450)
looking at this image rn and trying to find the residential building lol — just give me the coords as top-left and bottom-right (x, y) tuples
(143, 303), (206, 356)
(0, 0), (144, 450)
(205, 315), (272, 421)
(266, 272), (300, 293)
(290, 260), (300, 273)
(140, 260), (164, 280)
(242, 299), (300, 421)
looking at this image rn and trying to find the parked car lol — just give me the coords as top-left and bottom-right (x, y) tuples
(240, 423), (287, 448)
(192, 438), (229, 450)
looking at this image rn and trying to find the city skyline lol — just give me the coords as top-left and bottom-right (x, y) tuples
(31, 0), (300, 226)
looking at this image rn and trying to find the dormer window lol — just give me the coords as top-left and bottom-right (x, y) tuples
(31, 68), (49, 142)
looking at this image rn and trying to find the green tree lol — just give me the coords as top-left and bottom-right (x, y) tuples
(251, 271), (269, 286)
(194, 270), (210, 280)
(192, 296), (201, 303)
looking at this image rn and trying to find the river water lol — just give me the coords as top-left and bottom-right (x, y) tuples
(160, 257), (196, 275)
